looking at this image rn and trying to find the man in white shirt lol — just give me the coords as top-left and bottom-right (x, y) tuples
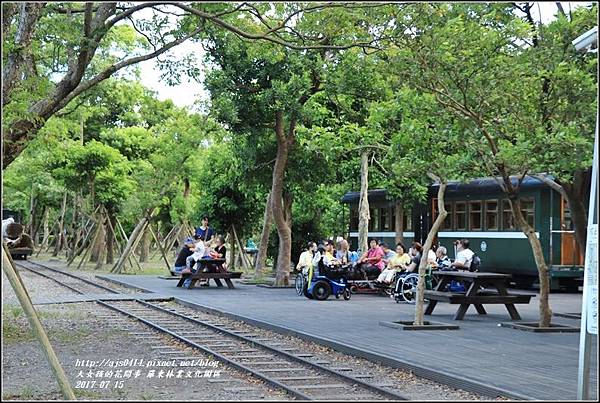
(452, 239), (474, 270)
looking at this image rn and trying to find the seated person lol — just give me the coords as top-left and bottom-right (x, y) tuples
(335, 239), (351, 265)
(173, 237), (195, 275)
(323, 239), (342, 266)
(380, 242), (397, 267)
(182, 237), (205, 275)
(358, 238), (385, 278)
(432, 246), (453, 270)
(405, 242), (423, 273)
(296, 242), (316, 275)
(451, 239), (474, 270)
(207, 235), (227, 272)
(376, 242), (411, 285)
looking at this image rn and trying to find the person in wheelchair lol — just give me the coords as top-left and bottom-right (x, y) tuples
(296, 241), (316, 275)
(358, 238), (385, 278)
(375, 242), (411, 285)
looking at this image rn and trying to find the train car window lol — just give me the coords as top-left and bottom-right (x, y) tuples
(404, 209), (412, 231)
(381, 207), (391, 231)
(521, 198), (535, 228)
(561, 197), (574, 230)
(454, 201), (467, 230)
(432, 199), (453, 230)
(350, 207), (359, 231)
(485, 200), (499, 230)
(502, 199), (516, 230)
(369, 208), (379, 232)
(469, 201), (483, 230)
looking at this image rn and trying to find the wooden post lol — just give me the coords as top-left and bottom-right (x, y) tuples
(2, 242), (76, 400)
(67, 221), (96, 266)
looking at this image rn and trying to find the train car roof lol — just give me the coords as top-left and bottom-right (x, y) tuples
(340, 174), (554, 203)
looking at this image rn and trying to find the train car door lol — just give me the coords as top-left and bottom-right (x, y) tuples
(560, 197), (584, 265)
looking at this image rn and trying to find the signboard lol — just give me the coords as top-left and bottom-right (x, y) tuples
(586, 224), (598, 335)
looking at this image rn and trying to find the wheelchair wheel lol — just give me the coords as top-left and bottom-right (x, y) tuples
(312, 280), (331, 301)
(343, 288), (351, 300)
(302, 281), (313, 299)
(401, 274), (419, 304)
(349, 285), (358, 294)
(295, 274), (305, 296)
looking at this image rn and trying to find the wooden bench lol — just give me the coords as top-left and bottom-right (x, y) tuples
(177, 271), (242, 289)
(424, 271), (535, 320)
(424, 290), (534, 305)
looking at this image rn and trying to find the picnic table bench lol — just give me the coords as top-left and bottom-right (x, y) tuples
(176, 271), (242, 289)
(424, 271), (535, 320)
(175, 258), (242, 289)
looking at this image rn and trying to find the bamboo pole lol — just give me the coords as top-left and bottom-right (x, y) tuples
(148, 222), (173, 274)
(115, 218), (145, 273)
(232, 225), (251, 270)
(67, 222), (96, 266)
(112, 217), (148, 274)
(53, 192), (68, 256)
(2, 242), (76, 400)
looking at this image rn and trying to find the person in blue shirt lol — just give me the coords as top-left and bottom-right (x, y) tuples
(195, 216), (215, 244)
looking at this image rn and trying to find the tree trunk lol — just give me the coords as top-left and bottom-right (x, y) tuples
(94, 213), (106, 270)
(560, 168), (591, 252)
(39, 207), (50, 251)
(139, 226), (149, 263)
(394, 200), (404, 245)
(414, 180), (447, 326)
(271, 111), (294, 287)
(105, 211), (116, 264)
(358, 151), (370, 254)
(254, 192), (273, 277)
(28, 185), (36, 243)
(509, 197), (553, 327)
(2, 3), (45, 107)
(52, 192), (67, 256)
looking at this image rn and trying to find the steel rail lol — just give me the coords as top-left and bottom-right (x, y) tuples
(134, 299), (407, 400)
(97, 300), (313, 400)
(15, 262), (86, 295)
(19, 260), (119, 294)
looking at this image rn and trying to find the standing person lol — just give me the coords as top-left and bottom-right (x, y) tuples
(359, 239), (385, 277)
(451, 239), (475, 270)
(195, 216), (215, 246)
(173, 237), (195, 275)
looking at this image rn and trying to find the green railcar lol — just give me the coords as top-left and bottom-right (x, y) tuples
(341, 175), (585, 291)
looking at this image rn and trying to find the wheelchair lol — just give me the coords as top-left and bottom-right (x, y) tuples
(392, 267), (440, 303)
(300, 262), (351, 301)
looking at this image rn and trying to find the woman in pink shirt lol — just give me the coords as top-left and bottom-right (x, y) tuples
(359, 239), (385, 278)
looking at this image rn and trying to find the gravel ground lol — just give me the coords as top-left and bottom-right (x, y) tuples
(2, 270), (289, 400)
(160, 301), (510, 401)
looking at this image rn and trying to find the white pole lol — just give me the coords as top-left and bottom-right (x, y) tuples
(576, 118), (598, 400)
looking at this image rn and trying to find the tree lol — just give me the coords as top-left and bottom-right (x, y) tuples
(2, 2), (393, 169)
(388, 3), (597, 326)
(386, 89), (479, 325)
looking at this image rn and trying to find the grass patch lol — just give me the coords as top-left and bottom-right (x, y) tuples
(74, 389), (102, 399)
(3, 385), (37, 400)
(140, 392), (157, 400)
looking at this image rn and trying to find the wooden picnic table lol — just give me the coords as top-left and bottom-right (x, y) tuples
(176, 258), (242, 289)
(424, 271), (534, 320)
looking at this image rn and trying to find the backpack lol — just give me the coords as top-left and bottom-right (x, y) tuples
(469, 254), (481, 272)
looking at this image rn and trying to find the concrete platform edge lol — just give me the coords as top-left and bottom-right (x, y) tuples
(173, 297), (533, 401)
(96, 274), (535, 400)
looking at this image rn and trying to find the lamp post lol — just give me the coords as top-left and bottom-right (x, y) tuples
(573, 26), (598, 401)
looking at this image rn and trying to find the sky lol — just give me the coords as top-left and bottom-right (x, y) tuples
(135, 2), (593, 111)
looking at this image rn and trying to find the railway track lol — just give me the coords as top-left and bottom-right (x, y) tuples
(99, 299), (408, 400)
(15, 260), (121, 295)
(15, 260), (410, 400)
